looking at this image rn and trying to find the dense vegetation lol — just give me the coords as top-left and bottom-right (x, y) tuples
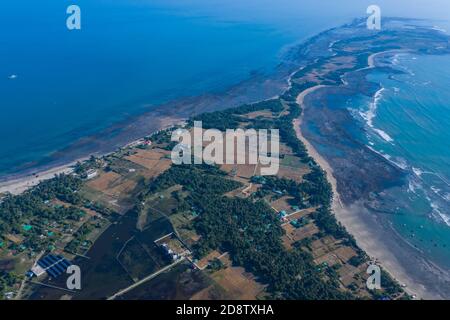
(0, 271), (16, 297)
(156, 89), (403, 298)
(188, 97), (356, 245)
(0, 174), (84, 251)
(0, 87), (403, 299)
(148, 160), (351, 299)
(149, 164), (241, 195)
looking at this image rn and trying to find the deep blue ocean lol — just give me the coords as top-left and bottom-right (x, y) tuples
(2, 0), (449, 177)
(0, 0), (295, 175)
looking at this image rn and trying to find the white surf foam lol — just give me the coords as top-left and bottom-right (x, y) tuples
(366, 146), (408, 170)
(432, 26), (448, 33)
(412, 167), (424, 177)
(373, 128), (394, 143)
(430, 201), (450, 227)
(360, 87), (395, 143)
(431, 186), (441, 194)
(359, 88), (385, 128)
(408, 178), (422, 195)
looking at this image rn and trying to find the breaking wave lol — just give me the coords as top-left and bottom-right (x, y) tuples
(359, 87), (395, 143)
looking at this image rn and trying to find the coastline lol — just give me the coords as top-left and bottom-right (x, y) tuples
(3, 18), (449, 300)
(0, 24), (389, 198)
(0, 57), (297, 191)
(0, 162), (75, 195)
(292, 81), (434, 299)
(293, 85), (339, 210)
(0, 125), (180, 196)
(367, 49), (413, 68)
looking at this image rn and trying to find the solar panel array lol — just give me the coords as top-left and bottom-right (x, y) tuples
(37, 254), (71, 278)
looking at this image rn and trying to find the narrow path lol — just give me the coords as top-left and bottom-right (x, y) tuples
(107, 257), (184, 300)
(15, 250), (45, 300)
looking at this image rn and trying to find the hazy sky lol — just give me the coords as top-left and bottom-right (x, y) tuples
(143, 0), (450, 36)
(147, 0), (450, 20)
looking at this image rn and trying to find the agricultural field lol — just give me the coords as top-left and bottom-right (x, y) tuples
(1, 92), (405, 300)
(192, 255), (267, 300)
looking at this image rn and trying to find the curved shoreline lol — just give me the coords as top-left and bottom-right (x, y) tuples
(292, 81), (437, 300)
(2, 18), (449, 300)
(293, 85), (340, 210)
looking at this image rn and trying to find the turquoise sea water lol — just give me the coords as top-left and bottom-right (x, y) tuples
(2, 0), (449, 178)
(358, 54), (450, 267)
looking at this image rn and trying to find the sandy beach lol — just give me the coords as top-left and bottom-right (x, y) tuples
(367, 49), (413, 68)
(293, 85), (339, 209)
(0, 163), (76, 195)
(293, 84), (435, 299)
(0, 116), (187, 197)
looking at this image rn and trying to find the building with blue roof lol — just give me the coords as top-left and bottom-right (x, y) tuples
(29, 254), (72, 279)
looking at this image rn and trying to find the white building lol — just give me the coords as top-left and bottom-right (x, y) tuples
(86, 169), (98, 179)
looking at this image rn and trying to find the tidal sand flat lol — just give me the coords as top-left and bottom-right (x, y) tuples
(293, 19), (450, 298)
